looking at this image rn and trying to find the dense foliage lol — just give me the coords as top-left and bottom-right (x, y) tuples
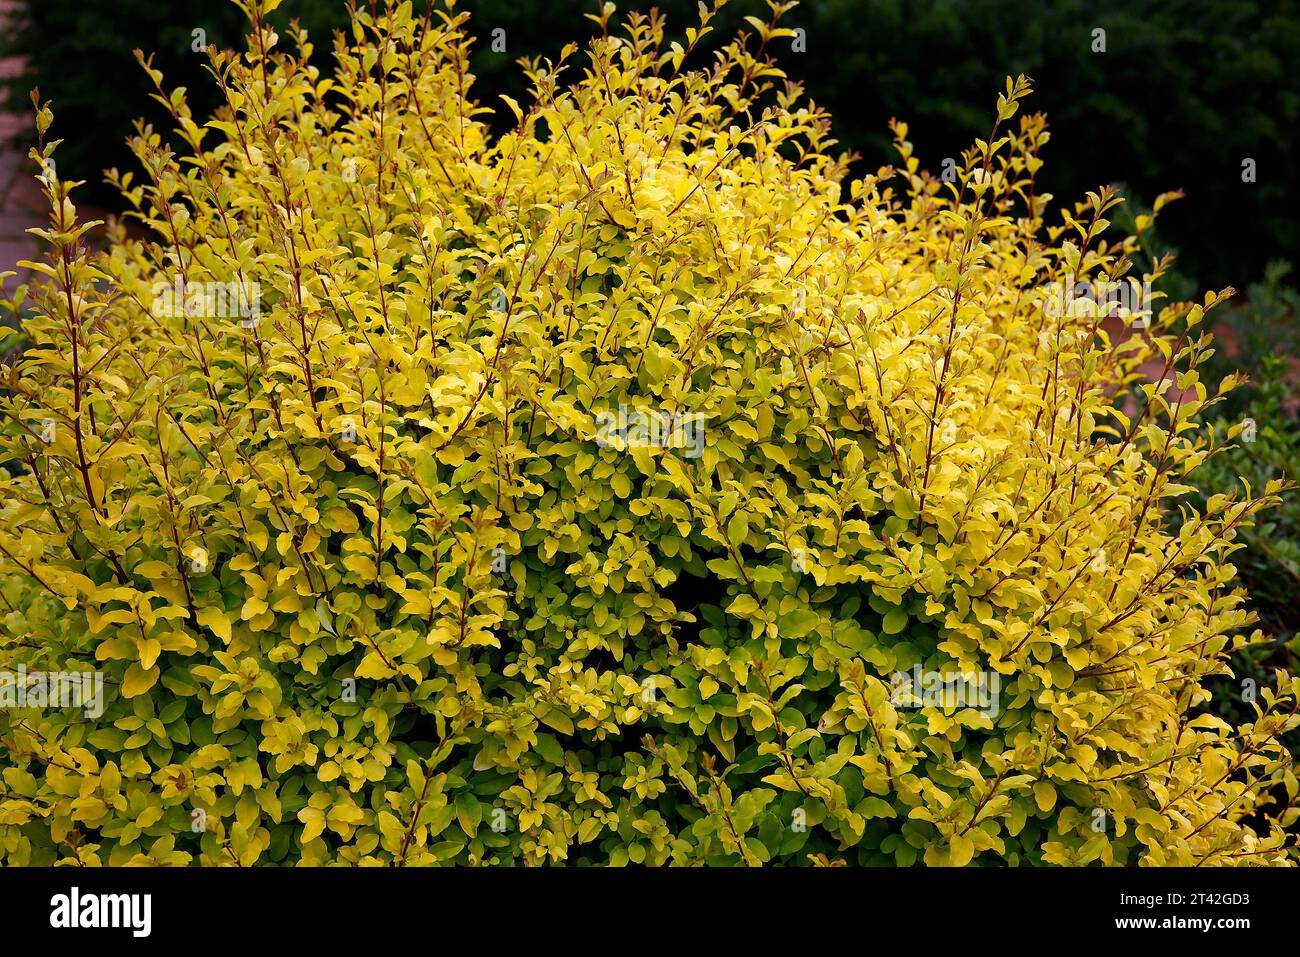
(1185, 269), (1300, 741)
(0, 0), (1296, 866)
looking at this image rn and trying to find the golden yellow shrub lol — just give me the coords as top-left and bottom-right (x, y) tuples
(0, 0), (1295, 865)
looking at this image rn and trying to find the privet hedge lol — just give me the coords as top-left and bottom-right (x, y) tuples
(0, 0), (1296, 866)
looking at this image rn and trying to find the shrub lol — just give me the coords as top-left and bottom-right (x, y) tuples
(1186, 282), (1300, 745)
(0, 0), (1296, 867)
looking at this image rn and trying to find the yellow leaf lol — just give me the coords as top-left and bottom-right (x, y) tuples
(121, 663), (159, 698)
(196, 606), (232, 642)
(1034, 781), (1056, 813)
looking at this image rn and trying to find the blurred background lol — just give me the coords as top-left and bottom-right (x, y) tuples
(0, 0), (1296, 726)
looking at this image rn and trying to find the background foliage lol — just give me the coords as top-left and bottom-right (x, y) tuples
(5, 0), (1298, 288)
